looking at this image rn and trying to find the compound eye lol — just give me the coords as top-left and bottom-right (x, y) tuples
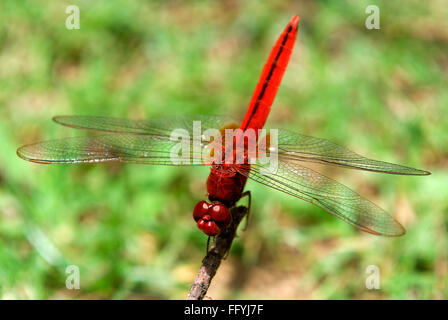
(210, 204), (231, 228)
(203, 221), (220, 236)
(197, 219), (206, 231)
(193, 201), (210, 222)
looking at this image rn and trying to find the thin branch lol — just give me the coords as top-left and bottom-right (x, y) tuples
(186, 205), (248, 300)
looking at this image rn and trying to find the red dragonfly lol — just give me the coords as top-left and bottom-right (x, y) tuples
(17, 15), (429, 237)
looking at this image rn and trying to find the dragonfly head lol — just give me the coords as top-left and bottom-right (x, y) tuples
(193, 201), (231, 236)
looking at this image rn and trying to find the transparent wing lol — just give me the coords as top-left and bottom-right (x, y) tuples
(236, 160), (406, 236)
(17, 134), (209, 165)
(53, 114), (235, 137)
(274, 129), (430, 176)
(18, 115), (238, 165)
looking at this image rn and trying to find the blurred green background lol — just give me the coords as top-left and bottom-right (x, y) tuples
(0, 0), (446, 299)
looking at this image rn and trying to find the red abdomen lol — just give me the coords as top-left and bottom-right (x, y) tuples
(240, 15), (299, 133)
(207, 165), (248, 206)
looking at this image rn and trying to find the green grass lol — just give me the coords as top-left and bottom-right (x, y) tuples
(0, 0), (446, 299)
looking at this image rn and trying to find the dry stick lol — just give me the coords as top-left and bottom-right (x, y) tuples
(187, 205), (248, 300)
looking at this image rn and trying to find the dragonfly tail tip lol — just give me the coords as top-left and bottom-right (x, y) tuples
(290, 15), (300, 29)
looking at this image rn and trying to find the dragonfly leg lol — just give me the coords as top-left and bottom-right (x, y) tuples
(240, 191), (252, 231)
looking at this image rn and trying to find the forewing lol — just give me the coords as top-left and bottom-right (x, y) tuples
(53, 115), (235, 137)
(236, 160), (405, 236)
(275, 129), (429, 176)
(17, 134), (209, 166)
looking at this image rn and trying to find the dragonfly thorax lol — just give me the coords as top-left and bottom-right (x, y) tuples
(211, 164), (237, 176)
(207, 165), (248, 206)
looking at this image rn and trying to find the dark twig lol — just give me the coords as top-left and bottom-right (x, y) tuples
(186, 205), (248, 300)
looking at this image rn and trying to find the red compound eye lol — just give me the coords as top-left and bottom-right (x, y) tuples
(203, 221), (220, 236)
(194, 202), (230, 236)
(197, 214), (211, 232)
(197, 219), (206, 231)
(193, 201), (210, 222)
(210, 203), (231, 228)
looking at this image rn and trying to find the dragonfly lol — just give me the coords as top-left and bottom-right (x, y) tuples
(17, 15), (429, 238)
